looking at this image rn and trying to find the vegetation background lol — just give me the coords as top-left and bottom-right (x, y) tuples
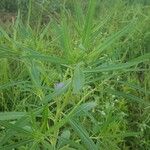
(0, 0), (150, 150)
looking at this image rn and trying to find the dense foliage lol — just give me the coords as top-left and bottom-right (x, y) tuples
(0, 0), (150, 149)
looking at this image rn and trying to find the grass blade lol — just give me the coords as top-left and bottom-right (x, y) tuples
(0, 112), (26, 121)
(85, 53), (150, 73)
(0, 139), (33, 150)
(69, 119), (98, 150)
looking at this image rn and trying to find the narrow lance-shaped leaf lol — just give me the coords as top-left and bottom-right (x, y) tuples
(85, 52), (150, 73)
(0, 112), (26, 121)
(108, 89), (150, 105)
(0, 139), (33, 150)
(73, 63), (85, 94)
(72, 101), (97, 117)
(23, 51), (68, 65)
(69, 119), (98, 150)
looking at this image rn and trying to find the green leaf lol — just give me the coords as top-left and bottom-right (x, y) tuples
(39, 21), (51, 40)
(73, 63), (85, 94)
(0, 121), (31, 136)
(24, 53), (68, 65)
(0, 112), (26, 121)
(108, 89), (150, 105)
(0, 46), (17, 58)
(0, 26), (12, 42)
(85, 53), (150, 73)
(0, 139), (33, 150)
(0, 81), (28, 90)
(115, 80), (150, 95)
(57, 130), (71, 148)
(72, 101), (97, 117)
(60, 130), (71, 140)
(69, 119), (98, 150)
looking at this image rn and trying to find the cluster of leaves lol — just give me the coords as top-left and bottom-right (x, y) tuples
(0, 0), (150, 149)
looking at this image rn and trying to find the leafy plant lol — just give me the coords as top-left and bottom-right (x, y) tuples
(0, 0), (150, 149)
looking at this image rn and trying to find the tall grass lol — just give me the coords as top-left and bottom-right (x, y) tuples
(0, 0), (150, 149)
